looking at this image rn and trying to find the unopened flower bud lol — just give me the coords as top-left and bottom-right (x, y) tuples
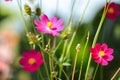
(52, 71), (57, 78)
(24, 4), (31, 15)
(44, 45), (50, 51)
(26, 32), (41, 44)
(76, 44), (80, 52)
(36, 8), (41, 16)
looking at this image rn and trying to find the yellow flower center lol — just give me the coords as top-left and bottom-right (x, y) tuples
(47, 22), (53, 29)
(99, 51), (105, 57)
(108, 7), (114, 14)
(28, 58), (35, 65)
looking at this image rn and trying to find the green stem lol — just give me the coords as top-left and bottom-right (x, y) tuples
(48, 38), (53, 80)
(93, 64), (99, 80)
(58, 65), (62, 79)
(17, 0), (28, 33)
(38, 44), (50, 80)
(46, 51), (69, 80)
(66, 0), (91, 59)
(49, 55), (53, 80)
(59, 40), (67, 78)
(53, 40), (63, 55)
(30, 15), (37, 34)
(71, 49), (79, 80)
(37, 69), (44, 80)
(84, 1), (109, 80)
(78, 32), (90, 80)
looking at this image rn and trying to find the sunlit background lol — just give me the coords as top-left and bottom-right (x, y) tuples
(0, 0), (120, 80)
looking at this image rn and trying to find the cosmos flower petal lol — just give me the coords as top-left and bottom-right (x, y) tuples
(50, 16), (57, 23)
(22, 52), (28, 57)
(101, 43), (108, 51)
(95, 43), (101, 51)
(105, 48), (114, 55)
(101, 59), (108, 66)
(95, 58), (101, 64)
(103, 55), (114, 61)
(40, 14), (49, 24)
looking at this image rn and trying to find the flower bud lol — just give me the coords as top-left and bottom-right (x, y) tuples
(36, 8), (41, 16)
(24, 4), (31, 15)
(76, 44), (80, 52)
(26, 32), (41, 44)
(52, 71), (57, 78)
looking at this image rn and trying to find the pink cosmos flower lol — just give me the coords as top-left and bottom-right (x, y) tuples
(106, 2), (120, 21)
(34, 14), (64, 36)
(5, 0), (12, 2)
(19, 49), (44, 72)
(90, 43), (114, 66)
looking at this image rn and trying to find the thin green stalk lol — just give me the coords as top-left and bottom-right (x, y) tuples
(111, 67), (120, 80)
(78, 32), (90, 80)
(49, 55), (53, 80)
(46, 50), (69, 80)
(71, 47), (80, 80)
(84, 1), (110, 80)
(66, 31), (76, 58)
(38, 44), (50, 80)
(66, 0), (91, 59)
(48, 38), (53, 80)
(59, 40), (68, 78)
(100, 66), (103, 80)
(58, 65), (62, 79)
(30, 15), (37, 34)
(17, 0), (28, 33)
(93, 64), (99, 80)
(42, 33), (44, 48)
(53, 40), (63, 55)
(37, 69), (44, 80)
(37, 71), (40, 80)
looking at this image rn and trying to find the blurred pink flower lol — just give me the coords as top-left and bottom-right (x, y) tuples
(19, 49), (44, 73)
(5, 0), (12, 2)
(34, 14), (64, 36)
(90, 43), (114, 66)
(106, 2), (120, 21)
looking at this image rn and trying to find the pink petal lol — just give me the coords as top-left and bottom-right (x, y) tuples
(56, 26), (64, 31)
(101, 43), (108, 51)
(103, 55), (114, 61)
(29, 49), (36, 54)
(50, 16), (57, 23)
(19, 58), (28, 65)
(91, 53), (99, 60)
(54, 19), (63, 26)
(90, 48), (98, 54)
(40, 14), (49, 24)
(105, 48), (114, 55)
(22, 52), (28, 57)
(36, 25), (49, 33)
(34, 20), (40, 26)
(101, 59), (108, 66)
(51, 31), (59, 36)
(95, 58), (101, 64)
(95, 43), (101, 51)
